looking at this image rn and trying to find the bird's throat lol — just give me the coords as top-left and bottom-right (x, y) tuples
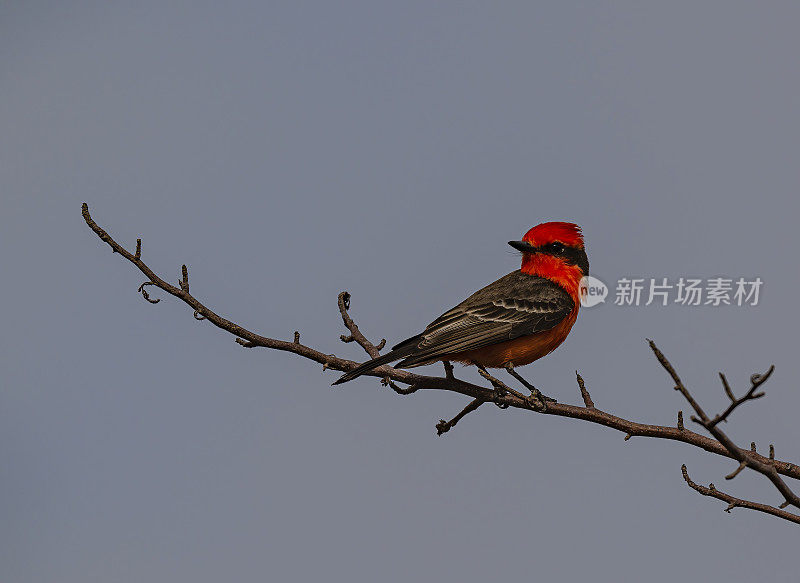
(521, 256), (583, 301)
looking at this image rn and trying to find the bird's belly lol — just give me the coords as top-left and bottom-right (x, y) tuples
(446, 311), (578, 368)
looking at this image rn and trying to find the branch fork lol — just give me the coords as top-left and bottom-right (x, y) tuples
(648, 339), (798, 522)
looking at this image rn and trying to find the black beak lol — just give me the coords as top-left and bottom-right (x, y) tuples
(508, 240), (537, 254)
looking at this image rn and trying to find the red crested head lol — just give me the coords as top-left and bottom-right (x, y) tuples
(521, 222), (584, 249)
(508, 222), (589, 298)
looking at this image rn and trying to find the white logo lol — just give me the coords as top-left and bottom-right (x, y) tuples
(579, 276), (608, 308)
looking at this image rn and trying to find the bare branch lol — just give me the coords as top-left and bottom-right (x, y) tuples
(576, 371), (594, 408)
(436, 398), (485, 436)
(708, 367), (772, 428)
(648, 339), (706, 418)
(719, 372), (735, 403)
(649, 339), (800, 513)
(180, 264), (189, 293)
(725, 462), (746, 480)
(681, 465), (800, 525)
(137, 282), (161, 304)
(83, 203), (384, 381)
(337, 291), (382, 359)
(81, 204), (800, 526)
(380, 377), (419, 395)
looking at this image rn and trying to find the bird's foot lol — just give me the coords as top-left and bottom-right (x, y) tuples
(504, 363), (556, 407)
(475, 364), (510, 409)
(526, 394), (546, 412)
(442, 360), (455, 381)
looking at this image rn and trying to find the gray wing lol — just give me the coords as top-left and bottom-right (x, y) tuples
(393, 271), (574, 367)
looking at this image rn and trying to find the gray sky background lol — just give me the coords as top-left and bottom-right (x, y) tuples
(3, 2), (800, 581)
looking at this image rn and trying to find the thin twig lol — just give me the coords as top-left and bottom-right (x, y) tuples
(576, 371), (594, 408)
(436, 398), (485, 436)
(725, 462), (746, 480)
(381, 377), (419, 395)
(337, 291), (382, 359)
(180, 264), (189, 293)
(720, 372), (735, 403)
(137, 282), (160, 304)
(708, 367), (773, 428)
(681, 465), (800, 525)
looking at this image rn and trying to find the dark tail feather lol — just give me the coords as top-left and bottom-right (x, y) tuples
(332, 334), (422, 385)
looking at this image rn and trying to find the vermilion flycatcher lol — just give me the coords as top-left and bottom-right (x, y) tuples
(333, 222), (588, 385)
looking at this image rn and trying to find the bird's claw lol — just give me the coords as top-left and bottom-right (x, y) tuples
(534, 390), (557, 403)
(527, 395), (546, 411)
(528, 388), (556, 412)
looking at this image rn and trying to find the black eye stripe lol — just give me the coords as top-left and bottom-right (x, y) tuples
(541, 242), (567, 254)
(530, 242), (589, 275)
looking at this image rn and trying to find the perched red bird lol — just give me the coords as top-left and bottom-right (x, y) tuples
(333, 222), (588, 386)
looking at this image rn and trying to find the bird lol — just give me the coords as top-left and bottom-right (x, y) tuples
(332, 222), (588, 392)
